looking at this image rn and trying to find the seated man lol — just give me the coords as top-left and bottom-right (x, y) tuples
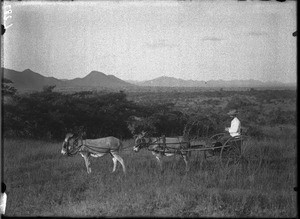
(225, 109), (241, 138)
(210, 109), (241, 154)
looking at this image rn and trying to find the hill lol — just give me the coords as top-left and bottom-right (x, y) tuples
(66, 71), (134, 88)
(1, 68), (67, 92)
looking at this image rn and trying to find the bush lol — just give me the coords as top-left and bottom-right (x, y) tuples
(3, 91), (138, 140)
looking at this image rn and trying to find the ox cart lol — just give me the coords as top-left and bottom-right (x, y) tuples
(141, 133), (262, 174)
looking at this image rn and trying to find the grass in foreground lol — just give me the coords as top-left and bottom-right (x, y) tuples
(2, 137), (297, 217)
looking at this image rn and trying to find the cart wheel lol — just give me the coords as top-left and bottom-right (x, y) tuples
(240, 138), (262, 175)
(220, 137), (242, 169)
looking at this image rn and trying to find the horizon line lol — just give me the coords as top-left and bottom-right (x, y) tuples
(2, 67), (296, 85)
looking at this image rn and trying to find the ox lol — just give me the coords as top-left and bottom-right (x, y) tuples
(61, 133), (126, 174)
(133, 132), (190, 172)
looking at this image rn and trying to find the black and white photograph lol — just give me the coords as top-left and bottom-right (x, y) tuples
(1, 0), (297, 217)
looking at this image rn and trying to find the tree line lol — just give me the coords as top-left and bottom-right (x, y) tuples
(2, 83), (296, 141)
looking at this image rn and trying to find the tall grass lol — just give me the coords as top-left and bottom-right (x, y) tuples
(2, 137), (296, 217)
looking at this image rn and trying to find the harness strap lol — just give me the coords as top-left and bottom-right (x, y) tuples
(67, 138), (84, 156)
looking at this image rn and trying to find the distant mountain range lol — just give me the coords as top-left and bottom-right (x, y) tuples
(126, 76), (296, 88)
(1, 68), (296, 92)
(1, 68), (134, 92)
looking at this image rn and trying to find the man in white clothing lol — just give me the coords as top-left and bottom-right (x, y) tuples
(1, 182), (7, 215)
(210, 109), (241, 154)
(225, 109), (241, 137)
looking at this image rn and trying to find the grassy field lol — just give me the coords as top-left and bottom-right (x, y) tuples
(2, 135), (297, 217)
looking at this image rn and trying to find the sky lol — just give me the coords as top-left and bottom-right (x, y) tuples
(2, 1), (297, 83)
